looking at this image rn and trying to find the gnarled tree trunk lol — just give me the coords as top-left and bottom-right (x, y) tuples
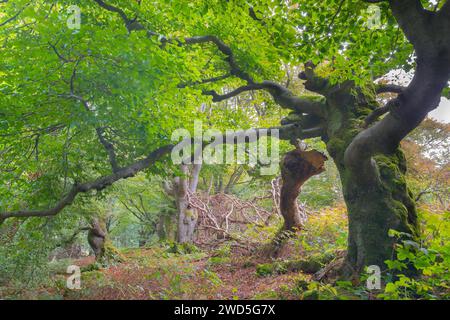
(87, 217), (123, 264)
(87, 218), (106, 260)
(329, 143), (419, 275)
(319, 80), (423, 276)
(334, 0), (450, 276)
(265, 147), (327, 257)
(280, 148), (327, 231)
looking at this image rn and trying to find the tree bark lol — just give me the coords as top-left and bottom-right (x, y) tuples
(323, 84), (421, 275)
(264, 147), (327, 257)
(280, 148), (327, 231)
(87, 219), (106, 260)
(138, 228), (147, 247)
(335, 150), (418, 275)
(175, 164), (201, 243)
(339, 62), (450, 275)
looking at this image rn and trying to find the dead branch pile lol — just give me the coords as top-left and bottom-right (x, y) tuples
(186, 178), (308, 248)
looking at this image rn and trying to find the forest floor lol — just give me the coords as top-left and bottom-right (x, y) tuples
(1, 206), (350, 300)
(2, 204), (449, 300)
(1, 243), (321, 300)
(57, 245), (312, 300)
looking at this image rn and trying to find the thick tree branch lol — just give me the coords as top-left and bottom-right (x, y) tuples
(298, 61), (330, 95)
(178, 74), (231, 89)
(345, 0), (450, 182)
(92, 0), (131, 28)
(219, 123), (323, 142)
(92, 0), (325, 117)
(346, 62), (450, 184)
(182, 123), (324, 165)
(0, 145), (174, 222)
(261, 81), (326, 116)
(203, 85), (260, 102)
(363, 99), (398, 127)
(375, 83), (405, 94)
(0, 120), (322, 223)
(388, 0), (431, 52)
(204, 81), (326, 116)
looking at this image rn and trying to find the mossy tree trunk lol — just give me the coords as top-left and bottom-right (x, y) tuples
(322, 85), (419, 275)
(278, 67), (424, 275)
(330, 146), (419, 274)
(87, 218), (106, 259)
(87, 217), (123, 264)
(268, 1), (449, 276)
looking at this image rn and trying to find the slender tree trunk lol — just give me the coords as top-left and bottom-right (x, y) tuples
(215, 175), (224, 194)
(138, 227), (147, 247)
(189, 163), (202, 192)
(175, 164), (201, 243)
(157, 214), (166, 240)
(175, 185), (190, 243)
(224, 166), (243, 194)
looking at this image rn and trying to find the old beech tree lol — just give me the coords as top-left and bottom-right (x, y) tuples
(1, 0), (449, 276)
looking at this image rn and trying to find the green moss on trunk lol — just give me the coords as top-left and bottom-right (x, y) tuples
(321, 85), (420, 275)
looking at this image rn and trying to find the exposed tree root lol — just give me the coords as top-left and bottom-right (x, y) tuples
(313, 250), (352, 284)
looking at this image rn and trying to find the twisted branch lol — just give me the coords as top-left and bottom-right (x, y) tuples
(91, 0), (326, 117)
